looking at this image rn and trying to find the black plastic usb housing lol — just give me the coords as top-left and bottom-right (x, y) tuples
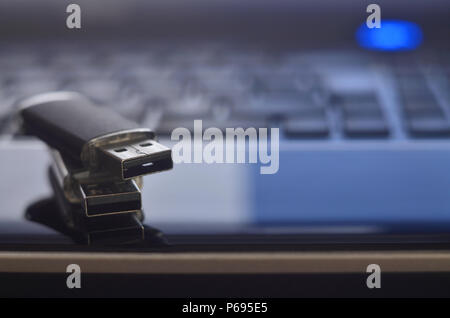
(19, 92), (173, 180)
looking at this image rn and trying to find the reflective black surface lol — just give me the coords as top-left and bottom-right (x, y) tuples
(1, 144), (450, 252)
(25, 197), (167, 247)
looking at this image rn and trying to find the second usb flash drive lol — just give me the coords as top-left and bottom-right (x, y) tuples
(50, 149), (143, 217)
(19, 91), (173, 180)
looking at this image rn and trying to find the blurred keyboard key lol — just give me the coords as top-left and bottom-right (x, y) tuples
(408, 118), (450, 137)
(336, 93), (389, 137)
(397, 75), (450, 137)
(344, 118), (389, 137)
(242, 92), (320, 119)
(396, 75), (431, 96)
(284, 117), (329, 138)
(402, 98), (445, 119)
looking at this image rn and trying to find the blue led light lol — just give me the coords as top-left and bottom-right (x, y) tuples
(356, 20), (423, 51)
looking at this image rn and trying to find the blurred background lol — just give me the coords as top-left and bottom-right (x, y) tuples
(0, 0), (448, 137)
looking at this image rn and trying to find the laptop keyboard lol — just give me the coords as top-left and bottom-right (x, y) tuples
(0, 45), (449, 140)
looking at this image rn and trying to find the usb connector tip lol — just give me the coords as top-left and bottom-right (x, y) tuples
(79, 179), (142, 217)
(99, 140), (173, 180)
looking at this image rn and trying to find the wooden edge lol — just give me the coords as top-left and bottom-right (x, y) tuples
(0, 250), (449, 273)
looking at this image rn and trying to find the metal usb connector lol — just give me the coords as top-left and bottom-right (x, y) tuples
(78, 179), (142, 217)
(97, 139), (173, 180)
(50, 148), (143, 217)
(48, 164), (145, 244)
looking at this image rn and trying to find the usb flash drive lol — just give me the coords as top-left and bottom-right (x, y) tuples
(49, 165), (145, 244)
(19, 91), (173, 180)
(48, 163), (145, 245)
(50, 149), (143, 217)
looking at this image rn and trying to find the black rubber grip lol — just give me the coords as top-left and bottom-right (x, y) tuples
(21, 95), (142, 162)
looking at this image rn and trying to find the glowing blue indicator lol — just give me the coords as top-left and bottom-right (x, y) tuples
(356, 20), (423, 51)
